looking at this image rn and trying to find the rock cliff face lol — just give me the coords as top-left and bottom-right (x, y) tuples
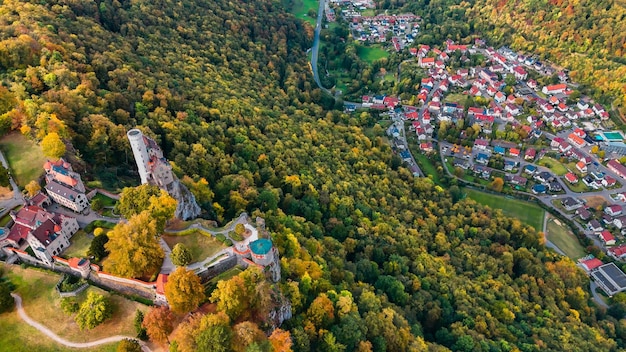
(166, 179), (201, 220)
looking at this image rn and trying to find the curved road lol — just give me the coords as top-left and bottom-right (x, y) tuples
(310, 0), (331, 96)
(11, 293), (151, 351)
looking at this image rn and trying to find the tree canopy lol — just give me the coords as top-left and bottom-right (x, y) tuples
(74, 292), (112, 330)
(104, 211), (164, 278)
(164, 267), (205, 315)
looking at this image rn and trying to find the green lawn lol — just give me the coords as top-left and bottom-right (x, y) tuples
(412, 150), (443, 186)
(62, 230), (92, 259)
(287, 0), (318, 25)
(0, 133), (47, 187)
(204, 267), (243, 293)
(563, 179), (592, 193)
(444, 93), (467, 103)
(91, 193), (118, 207)
(463, 188), (545, 231)
(536, 156), (568, 176)
(357, 45), (389, 64)
(163, 229), (226, 263)
(0, 264), (143, 349)
(545, 218), (587, 259)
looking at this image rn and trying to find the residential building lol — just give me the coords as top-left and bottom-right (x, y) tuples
(599, 230), (616, 246)
(524, 148), (536, 161)
(562, 197), (583, 211)
(576, 161), (588, 173)
(608, 245), (626, 260)
(564, 172), (578, 184)
(43, 159), (89, 213)
(588, 219), (604, 233)
(542, 84), (567, 95)
(608, 160), (626, 180)
(605, 205), (623, 217)
(579, 258), (603, 271)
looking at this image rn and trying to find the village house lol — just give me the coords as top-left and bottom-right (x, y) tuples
(605, 205), (623, 217)
(588, 219), (604, 233)
(562, 197), (583, 211)
(542, 84), (567, 95)
(524, 148), (536, 161)
(614, 215), (626, 230)
(576, 161), (588, 174)
(524, 164), (537, 175)
(608, 244), (626, 260)
(599, 230), (616, 246)
(603, 176), (617, 188)
(568, 133), (586, 148)
(577, 208), (592, 221)
(564, 172), (578, 184)
(608, 160), (626, 180)
(580, 258), (604, 271)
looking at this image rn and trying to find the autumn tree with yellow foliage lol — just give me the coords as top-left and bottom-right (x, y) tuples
(164, 267), (205, 314)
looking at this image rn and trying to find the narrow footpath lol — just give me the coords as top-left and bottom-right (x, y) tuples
(10, 293), (151, 351)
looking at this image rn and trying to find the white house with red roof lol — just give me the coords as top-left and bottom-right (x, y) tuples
(608, 244), (626, 260)
(565, 172), (578, 184)
(418, 57), (435, 68)
(542, 84), (567, 95)
(599, 230), (616, 246)
(605, 204), (623, 217)
(494, 91), (505, 104)
(474, 139), (489, 150)
(513, 66), (527, 80)
(568, 133), (586, 148)
(579, 258), (604, 271)
(524, 148), (536, 161)
(608, 160), (626, 180)
(603, 176), (617, 188)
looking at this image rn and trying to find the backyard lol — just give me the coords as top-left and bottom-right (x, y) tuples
(163, 229), (226, 263)
(0, 133), (47, 187)
(62, 230), (92, 259)
(463, 188), (545, 231)
(545, 217), (587, 259)
(1, 264), (144, 349)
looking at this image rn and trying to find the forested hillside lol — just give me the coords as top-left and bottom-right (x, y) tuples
(1, 0), (626, 350)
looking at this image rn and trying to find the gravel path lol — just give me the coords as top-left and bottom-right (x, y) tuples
(11, 293), (151, 351)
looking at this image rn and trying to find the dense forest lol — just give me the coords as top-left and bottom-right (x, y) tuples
(1, 0), (626, 350)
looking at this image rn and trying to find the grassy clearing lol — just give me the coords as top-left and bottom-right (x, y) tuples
(536, 156), (568, 176)
(287, 0), (318, 25)
(444, 93), (467, 103)
(163, 229), (226, 263)
(414, 153), (443, 186)
(545, 217), (586, 259)
(204, 267), (243, 293)
(583, 195), (609, 209)
(463, 188), (545, 231)
(0, 310), (119, 352)
(62, 230), (92, 259)
(1, 264), (146, 346)
(564, 179), (592, 193)
(357, 45), (389, 64)
(0, 133), (47, 187)
(92, 193), (118, 207)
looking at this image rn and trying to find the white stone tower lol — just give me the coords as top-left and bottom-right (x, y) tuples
(127, 129), (150, 184)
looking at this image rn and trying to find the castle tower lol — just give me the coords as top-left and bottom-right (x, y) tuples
(127, 129), (150, 184)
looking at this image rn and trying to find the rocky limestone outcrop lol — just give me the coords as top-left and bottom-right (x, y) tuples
(166, 178), (201, 220)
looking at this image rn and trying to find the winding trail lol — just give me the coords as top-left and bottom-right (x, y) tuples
(10, 293), (151, 351)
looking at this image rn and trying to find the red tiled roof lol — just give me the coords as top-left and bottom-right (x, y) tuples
(609, 244), (626, 257)
(581, 258), (603, 270)
(600, 230), (615, 243)
(156, 274), (168, 295)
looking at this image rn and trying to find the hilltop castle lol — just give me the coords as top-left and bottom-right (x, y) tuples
(127, 129), (201, 220)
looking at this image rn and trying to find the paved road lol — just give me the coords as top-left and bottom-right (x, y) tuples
(11, 293), (151, 351)
(590, 281), (609, 309)
(311, 0), (331, 96)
